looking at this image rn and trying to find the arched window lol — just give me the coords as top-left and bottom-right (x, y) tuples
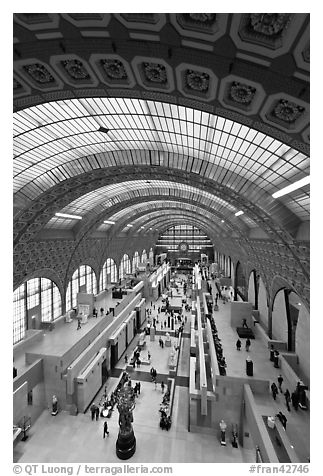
(119, 254), (131, 279)
(235, 262), (247, 301)
(141, 249), (147, 263)
(13, 278), (62, 345)
(66, 265), (97, 311)
(99, 258), (117, 290)
(13, 284), (26, 345)
(132, 251), (139, 273)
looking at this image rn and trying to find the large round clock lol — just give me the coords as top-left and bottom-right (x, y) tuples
(178, 242), (189, 252)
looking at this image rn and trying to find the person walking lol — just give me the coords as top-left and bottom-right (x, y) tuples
(95, 406), (99, 421)
(77, 317), (82, 330)
(291, 391), (299, 411)
(273, 350), (280, 368)
(242, 318), (248, 329)
(161, 381), (165, 393)
(277, 411), (287, 430)
(148, 351), (151, 363)
(245, 338), (251, 352)
(103, 421), (109, 438)
(277, 374), (284, 393)
(284, 389), (291, 411)
(236, 339), (242, 351)
(271, 382), (279, 400)
(137, 382), (141, 395)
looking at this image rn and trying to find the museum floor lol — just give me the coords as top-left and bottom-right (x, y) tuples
(13, 279), (310, 464)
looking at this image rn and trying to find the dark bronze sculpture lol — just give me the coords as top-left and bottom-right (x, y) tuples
(116, 384), (136, 459)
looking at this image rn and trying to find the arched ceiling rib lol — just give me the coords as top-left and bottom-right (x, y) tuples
(119, 210), (223, 236)
(126, 214), (221, 242)
(45, 179), (256, 231)
(80, 198), (253, 247)
(58, 199), (249, 268)
(14, 98), (309, 225)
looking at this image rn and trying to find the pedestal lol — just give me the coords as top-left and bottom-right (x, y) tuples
(246, 360), (253, 376)
(270, 350), (275, 362)
(165, 339), (171, 347)
(80, 314), (88, 324)
(220, 430), (226, 446)
(171, 318), (174, 330)
(167, 315), (170, 327)
(273, 355), (280, 368)
(116, 429), (136, 460)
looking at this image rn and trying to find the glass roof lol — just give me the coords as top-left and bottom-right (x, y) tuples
(119, 211), (221, 234)
(94, 201), (247, 238)
(13, 97), (310, 222)
(45, 180), (258, 230)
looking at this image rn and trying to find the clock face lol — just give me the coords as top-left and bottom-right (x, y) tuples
(178, 242), (188, 252)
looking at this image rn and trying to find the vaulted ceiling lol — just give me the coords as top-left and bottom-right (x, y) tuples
(13, 13), (310, 304)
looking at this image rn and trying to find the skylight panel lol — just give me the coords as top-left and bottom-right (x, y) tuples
(52, 100), (77, 119)
(169, 104), (179, 119)
(154, 101), (166, 118)
(122, 98), (138, 114)
(24, 107), (48, 126)
(186, 108), (194, 122)
(215, 116), (225, 131)
(187, 122), (194, 138)
(32, 105), (58, 125)
(219, 132), (229, 147)
(231, 137), (243, 152)
(251, 147), (267, 162)
(266, 139), (283, 154)
(105, 97), (122, 114)
(163, 103), (172, 117)
(13, 113), (36, 134)
(253, 131), (267, 145)
(244, 128), (258, 142)
(17, 109), (42, 129)
(261, 135), (275, 149)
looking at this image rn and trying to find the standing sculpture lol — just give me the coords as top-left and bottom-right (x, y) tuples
(116, 384), (136, 459)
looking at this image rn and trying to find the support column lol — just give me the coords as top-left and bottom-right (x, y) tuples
(268, 301), (273, 339)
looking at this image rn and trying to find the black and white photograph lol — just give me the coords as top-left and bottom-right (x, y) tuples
(10, 4), (314, 473)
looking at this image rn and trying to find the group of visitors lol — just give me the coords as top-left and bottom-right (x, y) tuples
(235, 337), (251, 352)
(130, 348), (141, 368)
(270, 374), (308, 433)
